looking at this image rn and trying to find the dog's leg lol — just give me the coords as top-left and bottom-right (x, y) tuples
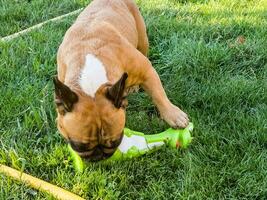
(123, 1), (187, 128)
(142, 65), (189, 128)
(125, 48), (189, 128)
(124, 0), (149, 56)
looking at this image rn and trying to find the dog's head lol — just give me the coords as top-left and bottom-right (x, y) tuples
(53, 73), (128, 161)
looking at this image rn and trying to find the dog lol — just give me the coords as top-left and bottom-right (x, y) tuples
(53, 0), (189, 161)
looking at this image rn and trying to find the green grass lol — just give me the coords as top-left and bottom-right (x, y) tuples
(0, 0), (267, 199)
(0, 0), (88, 37)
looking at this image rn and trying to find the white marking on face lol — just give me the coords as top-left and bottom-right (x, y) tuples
(79, 54), (108, 97)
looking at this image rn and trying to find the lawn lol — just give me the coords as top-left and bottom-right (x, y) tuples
(0, 0), (266, 199)
(0, 0), (87, 37)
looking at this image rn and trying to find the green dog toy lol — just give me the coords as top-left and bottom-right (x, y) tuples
(68, 123), (193, 172)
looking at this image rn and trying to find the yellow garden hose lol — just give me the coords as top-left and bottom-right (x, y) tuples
(0, 164), (85, 200)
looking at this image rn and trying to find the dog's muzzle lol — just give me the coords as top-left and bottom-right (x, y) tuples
(69, 134), (123, 161)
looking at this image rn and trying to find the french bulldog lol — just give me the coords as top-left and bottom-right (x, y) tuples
(54, 0), (189, 161)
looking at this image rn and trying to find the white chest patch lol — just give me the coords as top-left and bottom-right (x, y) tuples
(79, 54), (108, 97)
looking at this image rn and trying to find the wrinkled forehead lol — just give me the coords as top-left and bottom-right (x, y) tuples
(57, 96), (125, 140)
(59, 112), (100, 139)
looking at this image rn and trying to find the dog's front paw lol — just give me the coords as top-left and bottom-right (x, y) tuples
(160, 104), (189, 129)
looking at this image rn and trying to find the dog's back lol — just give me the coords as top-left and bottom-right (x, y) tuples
(57, 0), (145, 83)
(75, 0), (139, 46)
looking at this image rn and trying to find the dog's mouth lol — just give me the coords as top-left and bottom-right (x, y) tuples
(77, 146), (117, 161)
(71, 133), (123, 161)
(77, 150), (94, 158)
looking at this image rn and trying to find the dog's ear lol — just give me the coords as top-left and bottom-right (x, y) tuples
(106, 73), (128, 108)
(53, 76), (78, 115)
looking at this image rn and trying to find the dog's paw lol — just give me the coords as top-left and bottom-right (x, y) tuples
(160, 104), (189, 129)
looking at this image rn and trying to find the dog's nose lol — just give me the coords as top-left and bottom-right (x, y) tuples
(69, 140), (91, 152)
